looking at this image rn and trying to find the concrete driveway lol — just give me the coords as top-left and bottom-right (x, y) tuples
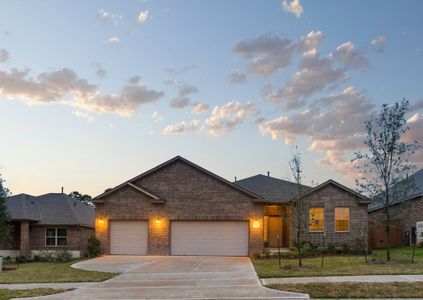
(22, 256), (308, 300)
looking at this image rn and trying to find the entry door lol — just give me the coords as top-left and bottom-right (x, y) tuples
(268, 217), (283, 248)
(110, 221), (148, 255)
(171, 221), (249, 256)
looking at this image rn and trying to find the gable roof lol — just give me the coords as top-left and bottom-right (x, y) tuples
(234, 174), (311, 204)
(368, 168), (423, 212)
(299, 179), (370, 203)
(93, 156), (264, 202)
(6, 193), (94, 227)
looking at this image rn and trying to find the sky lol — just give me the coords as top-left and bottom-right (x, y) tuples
(0, 0), (422, 197)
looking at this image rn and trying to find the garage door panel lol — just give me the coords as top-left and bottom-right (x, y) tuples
(171, 221), (248, 256)
(110, 221), (148, 255)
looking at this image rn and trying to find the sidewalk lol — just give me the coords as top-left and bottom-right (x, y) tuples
(0, 282), (95, 290)
(261, 274), (423, 285)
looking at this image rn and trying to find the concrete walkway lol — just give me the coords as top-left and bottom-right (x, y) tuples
(0, 282), (94, 290)
(262, 274), (423, 285)
(14, 256), (309, 299)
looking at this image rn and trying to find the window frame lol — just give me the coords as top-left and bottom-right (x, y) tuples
(308, 207), (324, 232)
(334, 207), (350, 233)
(45, 227), (68, 247)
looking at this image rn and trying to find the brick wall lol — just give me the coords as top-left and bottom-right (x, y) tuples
(368, 195), (423, 247)
(30, 225), (94, 255)
(291, 184), (368, 249)
(95, 159), (263, 255)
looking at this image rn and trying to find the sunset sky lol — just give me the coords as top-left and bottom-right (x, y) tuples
(1, 0), (422, 197)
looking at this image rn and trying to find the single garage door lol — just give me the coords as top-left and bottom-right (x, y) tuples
(171, 221), (249, 256)
(110, 221), (148, 255)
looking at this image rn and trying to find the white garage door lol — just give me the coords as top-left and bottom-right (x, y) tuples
(110, 221), (148, 255)
(171, 221), (249, 256)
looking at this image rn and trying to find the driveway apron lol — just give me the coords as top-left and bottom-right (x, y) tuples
(16, 256), (309, 300)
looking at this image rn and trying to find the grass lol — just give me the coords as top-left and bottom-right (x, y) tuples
(0, 288), (69, 300)
(269, 282), (423, 299)
(0, 261), (117, 284)
(254, 246), (423, 278)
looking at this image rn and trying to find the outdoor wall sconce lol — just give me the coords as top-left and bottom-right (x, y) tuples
(253, 220), (260, 229)
(155, 218), (161, 225)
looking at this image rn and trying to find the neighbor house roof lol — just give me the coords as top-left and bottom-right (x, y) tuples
(233, 174), (311, 204)
(368, 168), (423, 212)
(93, 155), (264, 202)
(6, 193), (94, 227)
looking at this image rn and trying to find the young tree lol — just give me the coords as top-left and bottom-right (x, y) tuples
(353, 99), (419, 261)
(289, 150), (307, 267)
(0, 175), (12, 245)
(68, 191), (94, 207)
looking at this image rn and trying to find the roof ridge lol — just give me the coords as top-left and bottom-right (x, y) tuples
(63, 195), (82, 226)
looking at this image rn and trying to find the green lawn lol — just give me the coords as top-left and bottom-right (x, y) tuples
(269, 282), (423, 299)
(0, 261), (117, 284)
(0, 288), (69, 300)
(254, 247), (423, 278)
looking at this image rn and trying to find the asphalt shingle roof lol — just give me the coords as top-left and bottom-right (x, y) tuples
(233, 174), (311, 204)
(6, 193), (94, 227)
(368, 168), (423, 212)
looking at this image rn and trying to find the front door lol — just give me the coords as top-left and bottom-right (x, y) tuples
(268, 217), (283, 248)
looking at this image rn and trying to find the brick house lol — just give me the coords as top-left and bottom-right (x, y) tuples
(93, 156), (368, 256)
(1, 193), (94, 258)
(235, 176), (369, 249)
(368, 169), (423, 248)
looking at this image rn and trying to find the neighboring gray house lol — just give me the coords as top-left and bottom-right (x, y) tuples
(368, 169), (423, 248)
(1, 193), (94, 258)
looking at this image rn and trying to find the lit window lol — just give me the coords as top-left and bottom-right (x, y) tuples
(335, 208), (350, 232)
(309, 208), (324, 232)
(45, 228), (67, 246)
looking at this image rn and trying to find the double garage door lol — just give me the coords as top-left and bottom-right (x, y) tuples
(109, 220), (248, 256)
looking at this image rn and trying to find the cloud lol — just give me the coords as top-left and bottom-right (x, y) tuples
(170, 97), (190, 108)
(233, 33), (296, 76)
(96, 9), (122, 25)
(72, 110), (94, 123)
(0, 65), (164, 117)
(192, 102), (209, 114)
(261, 49), (347, 108)
(282, 0), (304, 18)
(169, 82), (199, 109)
(371, 36), (386, 53)
(92, 63), (107, 79)
(410, 99), (423, 112)
(298, 31), (324, 52)
(260, 87), (374, 170)
(137, 10), (149, 23)
(163, 119), (200, 135)
(404, 113), (423, 168)
(0, 49), (10, 63)
(204, 101), (259, 136)
(229, 70), (247, 84)
(105, 36), (120, 45)
(332, 41), (369, 70)
(151, 111), (163, 122)
(165, 65), (196, 77)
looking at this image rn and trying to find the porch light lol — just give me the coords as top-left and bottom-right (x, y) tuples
(155, 218), (161, 225)
(96, 218), (106, 226)
(253, 220), (260, 229)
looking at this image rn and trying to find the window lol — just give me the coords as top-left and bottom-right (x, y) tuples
(45, 228), (67, 246)
(309, 208), (324, 232)
(335, 208), (350, 232)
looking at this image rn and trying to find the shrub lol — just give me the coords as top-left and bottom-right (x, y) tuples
(15, 255), (28, 264)
(341, 243), (351, 254)
(55, 250), (73, 262)
(37, 250), (55, 262)
(262, 248), (271, 259)
(87, 235), (102, 258)
(306, 241), (320, 256)
(251, 251), (262, 260)
(327, 243), (337, 255)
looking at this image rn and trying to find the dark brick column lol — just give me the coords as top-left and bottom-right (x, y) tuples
(20, 221), (31, 257)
